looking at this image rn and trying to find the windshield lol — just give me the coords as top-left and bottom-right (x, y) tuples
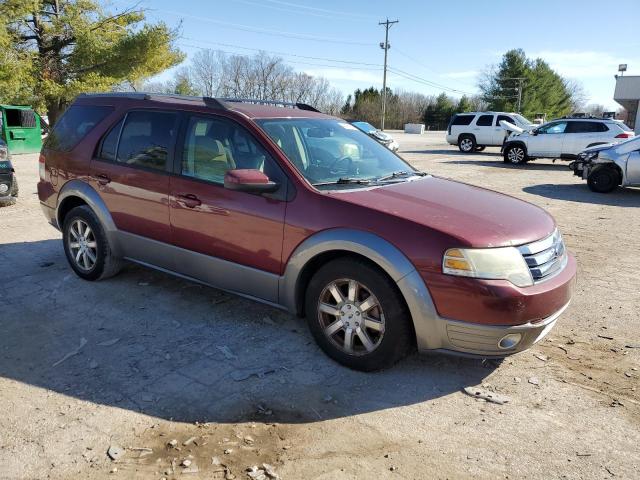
(513, 114), (533, 126)
(351, 121), (377, 133)
(256, 118), (418, 188)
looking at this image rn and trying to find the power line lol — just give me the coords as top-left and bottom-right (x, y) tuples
(177, 42), (382, 71)
(228, 0), (372, 21)
(261, 0), (376, 20)
(387, 67), (476, 95)
(180, 37), (382, 67)
(149, 9), (372, 46)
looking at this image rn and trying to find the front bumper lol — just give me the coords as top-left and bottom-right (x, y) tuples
(426, 301), (568, 357)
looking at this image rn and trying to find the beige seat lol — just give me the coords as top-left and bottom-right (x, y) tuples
(192, 137), (236, 181)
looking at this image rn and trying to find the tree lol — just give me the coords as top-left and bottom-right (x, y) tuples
(479, 49), (579, 119)
(456, 95), (473, 112)
(423, 93), (456, 130)
(0, 1), (183, 123)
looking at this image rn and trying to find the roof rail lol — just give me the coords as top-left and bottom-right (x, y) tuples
(218, 98), (320, 112)
(77, 93), (320, 112)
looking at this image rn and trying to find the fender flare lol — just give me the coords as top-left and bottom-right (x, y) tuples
(279, 228), (441, 350)
(56, 180), (122, 256)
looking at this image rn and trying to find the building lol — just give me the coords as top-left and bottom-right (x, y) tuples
(614, 75), (640, 133)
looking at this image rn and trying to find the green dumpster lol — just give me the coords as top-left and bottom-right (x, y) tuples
(0, 105), (43, 155)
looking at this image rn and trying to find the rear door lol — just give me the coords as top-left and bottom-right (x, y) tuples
(90, 110), (179, 252)
(562, 121), (610, 156)
(473, 114), (495, 145)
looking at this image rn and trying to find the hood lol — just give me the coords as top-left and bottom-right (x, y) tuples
(582, 142), (616, 154)
(331, 176), (555, 248)
(500, 120), (524, 134)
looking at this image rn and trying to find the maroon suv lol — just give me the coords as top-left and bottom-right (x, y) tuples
(38, 94), (576, 371)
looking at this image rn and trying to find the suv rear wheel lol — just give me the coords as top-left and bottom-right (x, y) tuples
(62, 205), (123, 281)
(504, 144), (528, 164)
(458, 135), (476, 153)
(304, 257), (412, 371)
(587, 166), (620, 193)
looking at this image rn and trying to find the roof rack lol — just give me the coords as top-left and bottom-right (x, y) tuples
(77, 93), (321, 112)
(218, 98), (320, 112)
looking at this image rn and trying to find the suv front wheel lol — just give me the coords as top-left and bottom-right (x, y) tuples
(62, 205), (123, 281)
(504, 144), (528, 164)
(458, 135), (476, 153)
(305, 257), (413, 371)
(587, 166), (620, 193)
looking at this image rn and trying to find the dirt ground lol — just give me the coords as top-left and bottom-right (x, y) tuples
(0, 131), (638, 480)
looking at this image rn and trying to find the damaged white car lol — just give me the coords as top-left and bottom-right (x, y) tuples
(570, 136), (640, 193)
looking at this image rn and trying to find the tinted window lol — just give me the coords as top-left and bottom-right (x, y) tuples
(181, 115), (279, 184)
(538, 121), (567, 134)
(452, 115), (474, 126)
(98, 119), (124, 161)
(476, 115), (494, 126)
(46, 105), (113, 151)
(496, 115), (515, 126)
(566, 121), (609, 133)
(116, 111), (179, 171)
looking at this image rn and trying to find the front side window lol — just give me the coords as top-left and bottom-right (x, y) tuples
(46, 105), (113, 151)
(257, 118), (418, 188)
(181, 115), (279, 184)
(116, 111), (179, 171)
(538, 121), (567, 134)
(476, 115), (494, 126)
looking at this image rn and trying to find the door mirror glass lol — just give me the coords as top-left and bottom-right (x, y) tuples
(224, 169), (279, 193)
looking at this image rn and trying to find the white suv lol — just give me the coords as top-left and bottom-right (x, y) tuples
(446, 112), (534, 152)
(502, 117), (634, 164)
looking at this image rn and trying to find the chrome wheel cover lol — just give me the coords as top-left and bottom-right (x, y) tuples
(460, 138), (473, 151)
(67, 219), (98, 271)
(317, 279), (385, 356)
(508, 147), (525, 163)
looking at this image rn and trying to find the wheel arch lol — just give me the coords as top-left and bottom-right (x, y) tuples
(56, 180), (122, 255)
(458, 133), (476, 144)
(280, 229), (441, 350)
(592, 162), (623, 185)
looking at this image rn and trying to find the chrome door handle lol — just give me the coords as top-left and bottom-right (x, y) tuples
(176, 193), (202, 208)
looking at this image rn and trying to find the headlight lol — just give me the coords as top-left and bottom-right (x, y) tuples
(0, 145), (8, 161)
(578, 151), (598, 161)
(443, 247), (533, 287)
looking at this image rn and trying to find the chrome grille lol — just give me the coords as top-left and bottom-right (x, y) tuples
(518, 229), (567, 282)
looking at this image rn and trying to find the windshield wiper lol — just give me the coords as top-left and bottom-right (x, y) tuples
(312, 177), (372, 187)
(375, 170), (426, 182)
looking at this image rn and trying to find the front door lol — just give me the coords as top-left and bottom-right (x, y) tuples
(169, 114), (288, 302)
(90, 110), (180, 258)
(527, 121), (568, 156)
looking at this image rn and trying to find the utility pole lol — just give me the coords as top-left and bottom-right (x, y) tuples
(503, 77), (526, 113)
(379, 18), (398, 131)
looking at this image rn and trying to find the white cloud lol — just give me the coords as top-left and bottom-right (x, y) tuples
(440, 70), (478, 79)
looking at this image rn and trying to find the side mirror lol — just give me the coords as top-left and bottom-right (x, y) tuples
(532, 129), (539, 136)
(224, 169), (279, 194)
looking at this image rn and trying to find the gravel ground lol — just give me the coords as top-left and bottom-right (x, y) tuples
(0, 131), (638, 480)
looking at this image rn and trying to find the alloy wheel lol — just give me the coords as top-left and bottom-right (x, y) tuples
(460, 138), (473, 152)
(317, 278), (385, 356)
(508, 147), (525, 163)
(68, 219), (98, 271)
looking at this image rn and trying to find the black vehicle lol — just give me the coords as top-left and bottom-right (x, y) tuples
(0, 140), (18, 206)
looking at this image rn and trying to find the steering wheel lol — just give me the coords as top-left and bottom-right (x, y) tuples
(329, 155), (353, 174)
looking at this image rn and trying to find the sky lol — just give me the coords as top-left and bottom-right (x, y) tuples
(111, 0), (640, 110)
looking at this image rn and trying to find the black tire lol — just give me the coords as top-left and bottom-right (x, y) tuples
(458, 135), (476, 153)
(503, 144), (528, 164)
(304, 257), (413, 371)
(475, 145), (486, 151)
(62, 205), (123, 281)
(587, 167), (620, 193)
(10, 177), (18, 197)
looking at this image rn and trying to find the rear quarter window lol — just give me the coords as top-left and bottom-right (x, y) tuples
(45, 105), (113, 152)
(451, 115), (474, 126)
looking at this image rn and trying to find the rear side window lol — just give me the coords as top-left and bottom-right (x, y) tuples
(451, 115), (474, 126)
(116, 111), (179, 171)
(476, 115), (494, 126)
(496, 115), (515, 126)
(566, 121), (609, 133)
(5, 108), (37, 128)
(46, 105), (113, 152)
